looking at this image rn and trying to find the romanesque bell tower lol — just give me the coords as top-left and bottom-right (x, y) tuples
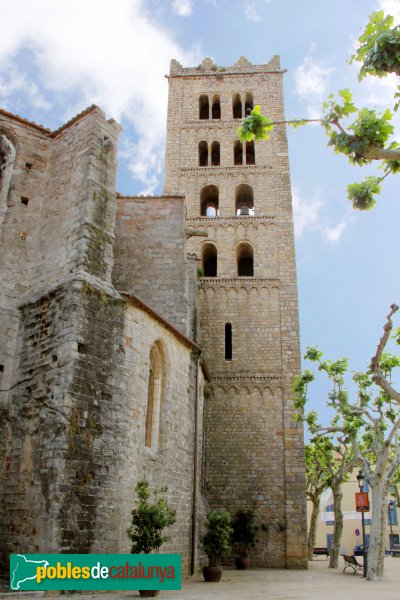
(164, 56), (307, 568)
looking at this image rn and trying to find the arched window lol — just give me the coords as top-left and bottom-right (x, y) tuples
(236, 184), (254, 215)
(244, 92), (254, 115)
(200, 185), (219, 217)
(237, 243), (254, 276)
(198, 141), (208, 166)
(246, 141), (255, 165)
(234, 141), (243, 165)
(145, 342), (164, 452)
(212, 94), (221, 119)
(202, 243), (217, 277)
(232, 93), (242, 119)
(199, 95), (209, 119)
(225, 323), (232, 361)
(211, 141), (220, 166)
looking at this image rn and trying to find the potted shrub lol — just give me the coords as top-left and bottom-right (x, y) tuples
(201, 509), (233, 582)
(232, 507), (259, 569)
(127, 480), (176, 597)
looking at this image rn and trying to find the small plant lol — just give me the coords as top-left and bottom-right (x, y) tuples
(127, 480), (176, 554)
(232, 507), (259, 558)
(201, 509), (233, 567)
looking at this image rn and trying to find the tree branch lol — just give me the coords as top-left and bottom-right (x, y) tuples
(371, 304), (400, 403)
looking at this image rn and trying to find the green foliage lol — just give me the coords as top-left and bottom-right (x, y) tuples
(201, 510), (233, 567)
(351, 10), (400, 81)
(347, 177), (381, 210)
(236, 105), (275, 142)
(127, 480), (176, 554)
(231, 507), (259, 557)
(238, 10), (400, 211)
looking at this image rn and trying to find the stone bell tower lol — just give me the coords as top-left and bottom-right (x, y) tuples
(164, 56), (307, 568)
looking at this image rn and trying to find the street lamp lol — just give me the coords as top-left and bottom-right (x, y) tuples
(356, 470), (368, 578)
(388, 500), (395, 551)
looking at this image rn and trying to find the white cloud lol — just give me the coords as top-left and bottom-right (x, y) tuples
(245, 4), (263, 22)
(171, 0), (194, 17)
(294, 54), (334, 118)
(324, 221), (346, 242)
(292, 187), (347, 243)
(0, 0), (201, 193)
(378, 0), (400, 23)
(292, 188), (322, 237)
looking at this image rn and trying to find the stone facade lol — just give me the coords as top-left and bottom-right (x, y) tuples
(0, 106), (206, 577)
(0, 54), (307, 578)
(164, 56), (307, 567)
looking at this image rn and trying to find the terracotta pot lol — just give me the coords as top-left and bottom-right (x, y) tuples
(139, 591), (160, 597)
(235, 556), (251, 570)
(202, 565), (222, 582)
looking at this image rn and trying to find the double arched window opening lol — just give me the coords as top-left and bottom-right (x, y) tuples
(199, 95), (221, 120)
(232, 92), (254, 119)
(233, 141), (255, 165)
(198, 141), (220, 167)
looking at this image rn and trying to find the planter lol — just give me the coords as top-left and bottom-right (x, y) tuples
(202, 566), (222, 582)
(235, 556), (251, 570)
(139, 591), (160, 597)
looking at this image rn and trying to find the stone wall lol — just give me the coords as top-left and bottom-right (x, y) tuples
(113, 195), (196, 337)
(0, 105), (207, 577)
(163, 57), (308, 568)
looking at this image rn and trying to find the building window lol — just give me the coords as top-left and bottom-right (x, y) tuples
(199, 95), (209, 120)
(212, 94), (221, 119)
(245, 141), (255, 165)
(237, 243), (254, 276)
(389, 501), (398, 526)
(234, 141), (243, 165)
(232, 93), (242, 119)
(225, 323), (232, 360)
(236, 184), (254, 215)
(326, 502), (335, 526)
(198, 141), (208, 166)
(202, 243), (217, 277)
(200, 185), (219, 217)
(244, 92), (254, 115)
(145, 342), (163, 452)
(211, 141), (220, 166)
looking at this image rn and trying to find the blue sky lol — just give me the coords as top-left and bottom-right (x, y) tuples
(1, 0), (399, 424)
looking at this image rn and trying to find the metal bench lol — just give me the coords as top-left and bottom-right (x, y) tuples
(342, 554), (363, 575)
(313, 547), (329, 559)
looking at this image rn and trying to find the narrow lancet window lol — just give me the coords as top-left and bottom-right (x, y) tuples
(225, 323), (232, 360)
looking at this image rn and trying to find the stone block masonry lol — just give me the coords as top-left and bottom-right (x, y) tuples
(163, 56), (308, 568)
(0, 104), (206, 577)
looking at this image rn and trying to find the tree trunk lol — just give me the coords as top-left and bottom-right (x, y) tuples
(308, 497), (320, 560)
(367, 480), (388, 581)
(329, 483), (343, 568)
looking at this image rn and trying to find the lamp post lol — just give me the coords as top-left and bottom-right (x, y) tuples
(356, 470), (368, 578)
(388, 500), (395, 551)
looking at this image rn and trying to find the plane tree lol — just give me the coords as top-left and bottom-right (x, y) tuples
(238, 10), (400, 211)
(294, 305), (400, 581)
